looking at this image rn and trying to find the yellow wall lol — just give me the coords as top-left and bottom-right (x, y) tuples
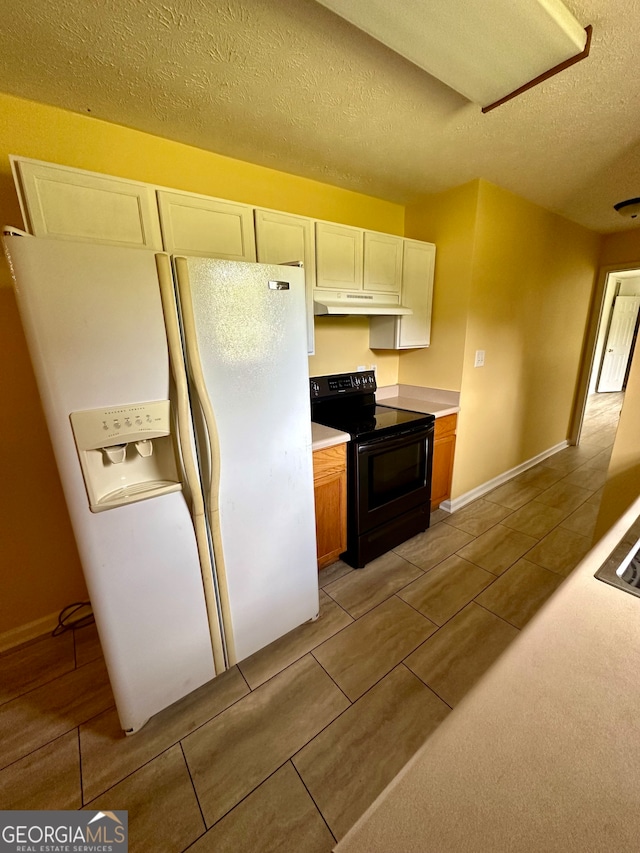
(599, 230), (640, 268)
(399, 181), (480, 391)
(594, 229), (640, 538)
(0, 92), (403, 638)
(452, 182), (601, 497)
(400, 179), (600, 501)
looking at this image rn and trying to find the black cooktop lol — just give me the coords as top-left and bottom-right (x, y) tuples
(310, 371), (434, 442)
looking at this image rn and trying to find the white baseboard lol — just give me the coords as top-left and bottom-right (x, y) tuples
(440, 440), (569, 514)
(0, 611), (60, 654)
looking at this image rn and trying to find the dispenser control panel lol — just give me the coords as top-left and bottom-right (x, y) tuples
(70, 400), (172, 449)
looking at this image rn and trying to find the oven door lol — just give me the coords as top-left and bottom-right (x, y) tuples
(354, 424), (433, 534)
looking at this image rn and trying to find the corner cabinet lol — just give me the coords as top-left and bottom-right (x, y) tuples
(369, 239), (435, 349)
(11, 157), (164, 250)
(254, 209), (315, 355)
(431, 414), (457, 510)
(312, 444), (347, 570)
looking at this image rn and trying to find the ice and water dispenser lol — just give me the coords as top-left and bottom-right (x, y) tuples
(70, 400), (181, 512)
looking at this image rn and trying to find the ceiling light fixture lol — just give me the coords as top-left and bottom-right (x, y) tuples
(614, 198), (640, 219)
(314, 0), (590, 111)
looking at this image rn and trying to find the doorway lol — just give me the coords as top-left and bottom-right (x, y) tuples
(571, 265), (640, 447)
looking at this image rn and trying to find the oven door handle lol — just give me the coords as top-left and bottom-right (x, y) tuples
(357, 424), (433, 454)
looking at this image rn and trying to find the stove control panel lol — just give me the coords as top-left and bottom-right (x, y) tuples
(310, 370), (376, 399)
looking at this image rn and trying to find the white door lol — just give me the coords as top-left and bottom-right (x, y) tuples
(597, 296), (640, 392)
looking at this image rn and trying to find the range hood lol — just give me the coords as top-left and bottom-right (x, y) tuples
(314, 291), (412, 316)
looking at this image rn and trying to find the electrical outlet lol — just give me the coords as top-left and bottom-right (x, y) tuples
(370, 363), (377, 373)
(356, 365), (366, 371)
(474, 350), (485, 368)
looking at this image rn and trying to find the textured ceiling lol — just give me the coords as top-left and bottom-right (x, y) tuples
(0, 0), (639, 233)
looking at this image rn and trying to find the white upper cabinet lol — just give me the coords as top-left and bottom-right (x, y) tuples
(254, 209), (315, 355)
(369, 240), (435, 349)
(363, 232), (403, 293)
(315, 222), (363, 291)
(157, 191), (256, 261)
(11, 157), (163, 250)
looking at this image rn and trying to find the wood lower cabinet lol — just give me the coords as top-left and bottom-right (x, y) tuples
(431, 414), (457, 510)
(312, 444), (347, 570)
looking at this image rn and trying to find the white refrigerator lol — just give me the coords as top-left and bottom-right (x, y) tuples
(3, 231), (319, 733)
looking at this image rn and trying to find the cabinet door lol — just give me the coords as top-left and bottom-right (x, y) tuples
(369, 239), (435, 349)
(157, 191), (256, 261)
(11, 157), (163, 250)
(255, 209), (315, 355)
(315, 222), (363, 291)
(431, 415), (457, 509)
(313, 445), (347, 569)
(398, 240), (435, 348)
(363, 231), (403, 293)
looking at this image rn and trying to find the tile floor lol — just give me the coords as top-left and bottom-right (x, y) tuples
(0, 393), (623, 851)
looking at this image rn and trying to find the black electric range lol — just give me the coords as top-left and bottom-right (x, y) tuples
(311, 371), (435, 568)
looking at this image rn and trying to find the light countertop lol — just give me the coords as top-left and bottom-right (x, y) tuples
(336, 495), (640, 853)
(376, 384), (460, 418)
(311, 422), (350, 452)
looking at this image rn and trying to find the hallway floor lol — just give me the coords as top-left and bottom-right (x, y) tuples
(0, 396), (621, 852)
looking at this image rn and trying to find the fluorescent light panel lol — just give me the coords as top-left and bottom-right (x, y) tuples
(315, 0), (587, 107)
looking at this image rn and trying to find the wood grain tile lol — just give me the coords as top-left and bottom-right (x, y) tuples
(0, 632), (75, 706)
(0, 660), (113, 770)
(398, 555), (494, 625)
(239, 591), (353, 689)
(188, 762), (334, 853)
(313, 597), (436, 701)
(319, 560), (353, 588)
(84, 745), (205, 853)
(584, 447), (613, 471)
(0, 731), (80, 810)
(476, 559), (564, 628)
(560, 501), (600, 538)
(540, 443), (603, 472)
(457, 524), (537, 575)
(525, 527), (593, 576)
(502, 501), (566, 539)
(294, 665), (449, 840)
(324, 551), (422, 618)
(587, 487), (605, 506)
(80, 665), (248, 802)
(182, 655), (349, 827)
(406, 603), (518, 707)
(514, 465), (565, 490)
(561, 466), (608, 492)
(484, 479), (543, 510)
(534, 481), (592, 513)
(443, 499), (512, 536)
(429, 508), (449, 525)
(393, 523), (474, 571)
(74, 623), (103, 667)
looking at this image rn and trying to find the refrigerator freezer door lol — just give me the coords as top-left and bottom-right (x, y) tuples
(4, 235), (216, 732)
(175, 256), (319, 663)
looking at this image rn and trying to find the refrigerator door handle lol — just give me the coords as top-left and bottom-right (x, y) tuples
(155, 253), (231, 670)
(171, 255), (237, 666)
